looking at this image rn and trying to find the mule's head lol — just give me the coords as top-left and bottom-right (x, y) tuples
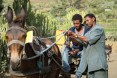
(5, 7), (27, 71)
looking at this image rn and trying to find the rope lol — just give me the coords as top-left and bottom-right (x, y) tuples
(40, 31), (65, 39)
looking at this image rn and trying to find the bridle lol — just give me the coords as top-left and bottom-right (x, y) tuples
(6, 26), (27, 60)
(6, 26), (27, 48)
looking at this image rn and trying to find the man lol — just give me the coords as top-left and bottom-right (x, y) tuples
(61, 14), (89, 75)
(68, 13), (108, 78)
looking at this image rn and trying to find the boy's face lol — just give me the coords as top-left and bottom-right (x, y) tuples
(73, 20), (81, 30)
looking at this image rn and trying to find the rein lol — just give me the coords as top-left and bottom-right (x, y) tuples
(24, 31), (67, 60)
(40, 31), (65, 39)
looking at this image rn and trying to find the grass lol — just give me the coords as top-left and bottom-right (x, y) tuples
(30, 0), (56, 10)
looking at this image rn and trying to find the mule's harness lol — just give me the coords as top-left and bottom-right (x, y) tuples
(24, 31), (67, 60)
(7, 26), (67, 60)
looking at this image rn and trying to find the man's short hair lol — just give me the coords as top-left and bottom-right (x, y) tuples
(84, 13), (96, 22)
(72, 14), (82, 23)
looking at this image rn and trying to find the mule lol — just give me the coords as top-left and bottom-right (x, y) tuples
(5, 7), (62, 78)
(105, 44), (112, 61)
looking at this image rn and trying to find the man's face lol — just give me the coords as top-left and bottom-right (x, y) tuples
(85, 16), (94, 28)
(73, 20), (81, 30)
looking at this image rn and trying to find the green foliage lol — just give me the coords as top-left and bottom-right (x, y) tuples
(0, 16), (8, 73)
(26, 10), (56, 36)
(0, 0), (4, 12)
(54, 9), (86, 30)
(79, 0), (117, 20)
(13, 0), (31, 16)
(50, 6), (67, 17)
(12, 0), (56, 37)
(3, 0), (14, 8)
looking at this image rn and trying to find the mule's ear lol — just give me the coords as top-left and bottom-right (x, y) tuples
(6, 7), (13, 24)
(20, 8), (26, 20)
(19, 8), (26, 27)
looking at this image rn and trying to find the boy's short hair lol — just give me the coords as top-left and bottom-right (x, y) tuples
(72, 14), (82, 23)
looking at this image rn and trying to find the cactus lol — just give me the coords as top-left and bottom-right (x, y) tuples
(13, 0), (30, 16)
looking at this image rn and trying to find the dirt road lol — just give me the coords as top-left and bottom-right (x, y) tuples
(108, 52), (117, 78)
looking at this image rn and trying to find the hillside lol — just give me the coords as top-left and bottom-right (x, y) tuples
(30, 0), (57, 11)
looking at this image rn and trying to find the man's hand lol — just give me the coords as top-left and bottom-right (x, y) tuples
(65, 30), (76, 37)
(66, 30), (88, 43)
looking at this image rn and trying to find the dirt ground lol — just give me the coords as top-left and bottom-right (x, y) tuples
(106, 41), (117, 78)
